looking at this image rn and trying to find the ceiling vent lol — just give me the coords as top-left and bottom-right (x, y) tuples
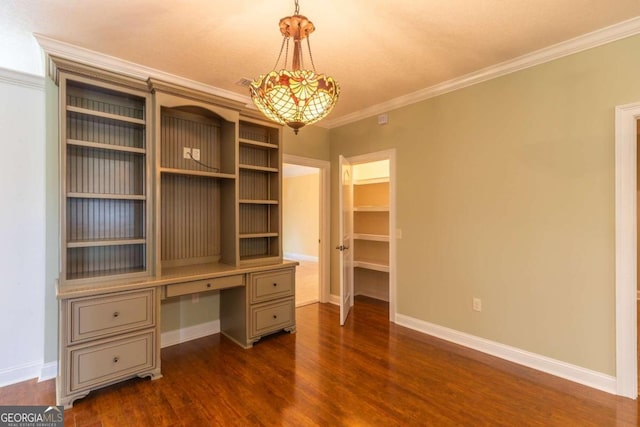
(235, 78), (253, 87)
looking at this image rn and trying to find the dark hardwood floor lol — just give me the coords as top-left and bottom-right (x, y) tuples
(0, 296), (638, 426)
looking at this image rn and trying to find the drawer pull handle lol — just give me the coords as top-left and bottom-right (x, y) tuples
(273, 315), (278, 319)
(113, 312), (120, 318)
(273, 283), (277, 287)
(206, 283), (211, 288)
(113, 357), (119, 363)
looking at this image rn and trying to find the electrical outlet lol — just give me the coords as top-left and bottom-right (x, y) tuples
(472, 297), (482, 312)
(192, 293), (199, 304)
(183, 147), (192, 159)
(192, 148), (201, 161)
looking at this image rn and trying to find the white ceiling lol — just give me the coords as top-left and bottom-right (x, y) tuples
(3, 1), (640, 126)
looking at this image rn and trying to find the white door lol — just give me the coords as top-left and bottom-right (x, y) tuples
(338, 155), (354, 325)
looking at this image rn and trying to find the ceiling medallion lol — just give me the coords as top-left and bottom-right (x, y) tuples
(250, 0), (340, 134)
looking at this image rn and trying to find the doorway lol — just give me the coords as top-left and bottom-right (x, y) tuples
(339, 149), (397, 324)
(283, 155), (330, 306)
(637, 118), (640, 396)
(614, 102), (639, 398)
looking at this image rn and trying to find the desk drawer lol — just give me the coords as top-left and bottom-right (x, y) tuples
(250, 298), (295, 338)
(68, 289), (155, 343)
(165, 274), (244, 298)
(250, 269), (294, 304)
(69, 331), (154, 392)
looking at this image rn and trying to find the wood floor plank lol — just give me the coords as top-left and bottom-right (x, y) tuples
(0, 296), (637, 426)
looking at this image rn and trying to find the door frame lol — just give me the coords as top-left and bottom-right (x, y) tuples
(283, 154), (331, 303)
(346, 149), (397, 322)
(614, 102), (639, 398)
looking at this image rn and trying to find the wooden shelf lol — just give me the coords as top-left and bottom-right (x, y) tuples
(67, 238), (146, 248)
(354, 206), (389, 212)
(67, 139), (146, 154)
(239, 164), (278, 173)
(67, 192), (146, 200)
(160, 167), (236, 179)
(353, 233), (389, 242)
(67, 105), (146, 126)
(239, 138), (278, 149)
(239, 233), (279, 239)
(353, 260), (390, 273)
(239, 199), (278, 205)
(354, 177), (389, 185)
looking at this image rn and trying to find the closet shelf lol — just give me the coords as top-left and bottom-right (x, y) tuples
(353, 233), (389, 242)
(353, 260), (390, 273)
(67, 105), (146, 126)
(354, 177), (389, 185)
(354, 206), (389, 212)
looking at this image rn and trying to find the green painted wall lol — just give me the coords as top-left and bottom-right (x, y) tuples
(282, 124), (331, 160)
(329, 34), (640, 375)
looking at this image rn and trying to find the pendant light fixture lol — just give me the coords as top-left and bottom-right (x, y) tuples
(249, 0), (340, 134)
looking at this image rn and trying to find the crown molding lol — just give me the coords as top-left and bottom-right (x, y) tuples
(324, 15), (640, 129)
(0, 66), (44, 90)
(33, 15), (640, 131)
(34, 34), (252, 107)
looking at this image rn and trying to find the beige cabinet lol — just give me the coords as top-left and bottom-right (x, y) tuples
(220, 267), (296, 348)
(58, 288), (161, 408)
(51, 60), (295, 408)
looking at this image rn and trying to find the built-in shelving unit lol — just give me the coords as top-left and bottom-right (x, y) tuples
(61, 75), (151, 283)
(52, 62), (292, 409)
(238, 119), (282, 265)
(156, 103), (238, 273)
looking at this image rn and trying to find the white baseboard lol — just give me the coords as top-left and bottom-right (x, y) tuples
(395, 314), (617, 395)
(161, 320), (220, 348)
(0, 359), (45, 387)
(329, 294), (340, 305)
(39, 361), (57, 382)
(284, 252), (319, 263)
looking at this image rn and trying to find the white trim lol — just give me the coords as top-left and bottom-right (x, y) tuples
(0, 67), (45, 90)
(38, 361), (57, 382)
(283, 154), (331, 304)
(347, 149), (397, 322)
(324, 16), (640, 128)
(396, 314), (617, 395)
(34, 34), (251, 108)
(0, 360), (44, 387)
(329, 294), (340, 306)
(161, 320), (220, 348)
(614, 102), (640, 398)
(284, 253), (319, 263)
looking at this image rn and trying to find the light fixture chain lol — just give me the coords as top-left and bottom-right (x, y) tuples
(294, 0), (299, 15)
(307, 37), (317, 72)
(272, 36), (288, 70)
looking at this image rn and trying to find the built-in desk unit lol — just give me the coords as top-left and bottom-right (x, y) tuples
(50, 58), (295, 408)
